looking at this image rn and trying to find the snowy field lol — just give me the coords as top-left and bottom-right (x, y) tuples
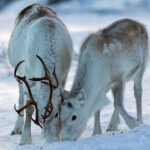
(0, 0), (150, 149)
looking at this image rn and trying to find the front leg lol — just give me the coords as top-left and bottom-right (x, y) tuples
(19, 105), (34, 145)
(113, 82), (139, 129)
(43, 120), (60, 143)
(11, 83), (24, 135)
(92, 110), (102, 135)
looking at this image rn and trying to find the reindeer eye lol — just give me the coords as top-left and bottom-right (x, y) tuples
(67, 102), (73, 108)
(71, 115), (77, 121)
(55, 113), (58, 118)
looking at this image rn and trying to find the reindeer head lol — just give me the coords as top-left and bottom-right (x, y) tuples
(14, 55), (62, 140)
(60, 89), (87, 141)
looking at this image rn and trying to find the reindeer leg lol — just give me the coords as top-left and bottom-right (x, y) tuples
(92, 110), (102, 135)
(43, 120), (60, 143)
(106, 88), (120, 132)
(134, 66), (144, 124)
(106, 109), (120, 131)
(19, 104), (34, 145)
(113, 82), (139, 129)
(43, 122), (52, 143)
(11, 83), (24, 135)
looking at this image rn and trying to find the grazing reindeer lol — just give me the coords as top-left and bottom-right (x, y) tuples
(7, 4), (72, 144)
(60, 18), (148, 141)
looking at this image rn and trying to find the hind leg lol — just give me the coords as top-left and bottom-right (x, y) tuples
(113, 82), (139, 129)
(107, 109), (120, 132)
(134, 67), (145, 123)
(107, 87), (120, 131)
(92, 110), (102, 135)
(11, 83), (24, 135)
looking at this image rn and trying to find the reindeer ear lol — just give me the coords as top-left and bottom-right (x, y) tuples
(77, 89), (85, 100)
(76, 89), (85, 106)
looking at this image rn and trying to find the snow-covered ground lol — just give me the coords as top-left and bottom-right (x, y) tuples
(0, 0), (150, 149)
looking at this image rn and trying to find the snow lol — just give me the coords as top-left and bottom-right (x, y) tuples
(14, 125), (150, 150)
(0, 0), (150, 149)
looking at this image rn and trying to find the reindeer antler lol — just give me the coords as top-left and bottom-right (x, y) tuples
(14, 55), (59, 127)
(14, 60), (42, 128)
(30, 55), (59, 122)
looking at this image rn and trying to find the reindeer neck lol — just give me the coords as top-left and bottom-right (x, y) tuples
(70, 50), (112, 117)
(71, 50), (110, 99)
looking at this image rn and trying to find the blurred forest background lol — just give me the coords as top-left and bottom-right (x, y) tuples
(0, 0), (150, 12)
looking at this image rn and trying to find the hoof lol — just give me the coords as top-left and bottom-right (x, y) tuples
(19, 136), (32, 145)
(126, 118), (140, 129)
(11, 128), (22, 135)
(106, 124), (119, 132)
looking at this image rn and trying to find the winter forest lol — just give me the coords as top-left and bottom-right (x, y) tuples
(0, 0), (150, 149)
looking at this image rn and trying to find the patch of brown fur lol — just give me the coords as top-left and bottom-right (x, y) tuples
(47, 21), (56, 30)
(80, 34), (94, 53)
(16, 3), (62, 25)
(92, 18), (148, 51)
(18, 4), (34, 18)
(95, 30), (113, 50)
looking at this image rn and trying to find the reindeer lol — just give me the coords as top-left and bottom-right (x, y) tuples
(60, 18), (148, 141)
(7, 4), (72, 144)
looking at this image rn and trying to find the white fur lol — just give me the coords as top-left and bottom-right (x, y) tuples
(8, 4), (72, 144)
(60, 18), (148, 141)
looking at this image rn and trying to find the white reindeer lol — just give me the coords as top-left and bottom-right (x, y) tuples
(7, 4), (72, 144)
(60, 18), (148, 141)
